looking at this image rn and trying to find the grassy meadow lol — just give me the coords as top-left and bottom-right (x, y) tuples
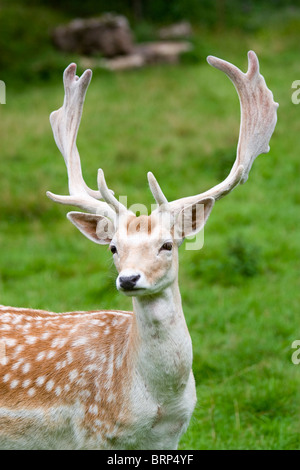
(0, 8), (300, 449)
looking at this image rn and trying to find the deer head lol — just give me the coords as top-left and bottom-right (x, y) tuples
(47, 52), (278, 296)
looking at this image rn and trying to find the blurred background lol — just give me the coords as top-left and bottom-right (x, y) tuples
(0, 0), (300, 450)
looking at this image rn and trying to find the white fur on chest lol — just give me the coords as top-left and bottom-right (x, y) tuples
(122, 370), (197, 450)
(115, 296), (197, 450)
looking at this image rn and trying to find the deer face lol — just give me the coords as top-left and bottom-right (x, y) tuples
(111, 214), (178, 296)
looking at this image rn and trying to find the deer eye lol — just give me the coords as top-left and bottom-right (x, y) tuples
(110, 245), (117, 255)
(160, 242), (173, 252)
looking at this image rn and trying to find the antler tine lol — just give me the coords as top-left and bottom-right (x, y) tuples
(97, 169), (129, 216)
(47, 63), (120, 221)
(166, 51), (278, 214)
(147, 172), (169, 208)
(207, 50), (278, 185)
(49, 63), (100, 198)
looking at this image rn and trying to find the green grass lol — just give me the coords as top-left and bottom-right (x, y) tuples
(1, 19), (300, 449)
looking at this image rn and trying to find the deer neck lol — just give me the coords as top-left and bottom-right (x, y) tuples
(131, 280), (193, 400)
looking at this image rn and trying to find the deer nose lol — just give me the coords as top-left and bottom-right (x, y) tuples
(119, 274), (141, 290)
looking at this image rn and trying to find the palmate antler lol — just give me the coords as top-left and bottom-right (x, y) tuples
(149, 51), (278, 215)
(47, 63), (128, 223)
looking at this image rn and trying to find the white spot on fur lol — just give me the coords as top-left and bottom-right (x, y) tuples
(85, 349), (97, 360)
(36, 376), (46, 386)
(10, 379), (19, 389)
(88, 404), (98, 415)
(55, 360), (67, 370)
(25, 336), (37, 345)
(69, 370), (78, 382)
(79, 389), (91, 400)
(51, 338), (60, 348)
(36, 351), (46, 361)
(0, 357), (8, 366)
(72, 337), (88, 347)
(66, 351), (73, 364)
(46, 379), (55, 391)
(13, 345), (24, 358)
(5, 338), (17, 347)
(28, 387), (36, 397)
(22, 363), (31, 374)
(1, 324), (11, 331)
(85, 364), (98, 373)
(47, 350), (56, 360)
(12, 358), (24, 371)
(41, 332), (51, 340)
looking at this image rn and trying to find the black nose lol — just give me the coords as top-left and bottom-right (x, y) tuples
(119, 274), (141, 290)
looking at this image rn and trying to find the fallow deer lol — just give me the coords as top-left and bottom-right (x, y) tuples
(0, 51), (278, 450)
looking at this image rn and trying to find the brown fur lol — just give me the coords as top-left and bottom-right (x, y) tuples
(0, 305), (137, 442)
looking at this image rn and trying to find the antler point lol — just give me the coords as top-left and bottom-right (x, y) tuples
(97, 168), (105, 180)
(206, 55), (217, 66)
(147, 171), (155, 182)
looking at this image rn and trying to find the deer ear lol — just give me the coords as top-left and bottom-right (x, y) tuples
(67, 211), (115, 245)
(174, 197), (215, 240)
